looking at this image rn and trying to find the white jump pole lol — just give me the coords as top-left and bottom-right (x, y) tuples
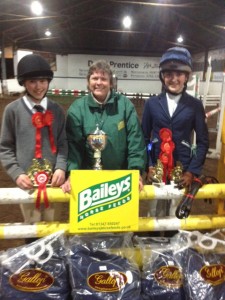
(0, 184), (225, 204)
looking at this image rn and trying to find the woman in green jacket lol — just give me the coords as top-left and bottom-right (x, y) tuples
(62, 60), (146, 192)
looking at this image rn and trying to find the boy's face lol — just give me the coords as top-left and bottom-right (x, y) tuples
(162, 71), (188, 94)
(24, 79), (49, 102)
(88, 70), (112, 103)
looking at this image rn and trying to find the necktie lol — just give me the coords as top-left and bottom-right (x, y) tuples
(34, 105), (44, 113)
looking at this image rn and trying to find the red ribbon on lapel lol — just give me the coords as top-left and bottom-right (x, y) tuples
(34, 171), (50, 209)
(32, 111), (56, 158)
(159, 128), (175, 183)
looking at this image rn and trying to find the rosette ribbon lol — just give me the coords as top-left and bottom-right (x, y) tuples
(159, 128), (175, 183)
(34, 171), (50, 209)
(32, 111), (56, 158)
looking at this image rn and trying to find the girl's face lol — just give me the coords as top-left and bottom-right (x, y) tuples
(162, 71), (188, 94)
(24, 79), (49, 103)
(88, 70), (112, 102)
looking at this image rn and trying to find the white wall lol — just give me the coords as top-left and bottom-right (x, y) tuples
(51, 53), (162, 94)
(50, 52), (225, 96)
(2, 50), (224, 96)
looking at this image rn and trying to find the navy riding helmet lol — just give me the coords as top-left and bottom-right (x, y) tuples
(159, 47), (193, 74)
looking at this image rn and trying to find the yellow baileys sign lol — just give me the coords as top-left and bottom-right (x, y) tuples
(69, 170), (139, 233)
(78, 174), (131, 220)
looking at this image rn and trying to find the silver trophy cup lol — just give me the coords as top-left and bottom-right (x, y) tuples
(87, 125), (107, 170)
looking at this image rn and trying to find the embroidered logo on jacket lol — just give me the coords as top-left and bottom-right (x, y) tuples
(9, 269), (54, 292)
(154, 265), (183, 288)
(200, 264), (225, 286)
(88, 271), (127, 292)
(118, 120), (125, 131)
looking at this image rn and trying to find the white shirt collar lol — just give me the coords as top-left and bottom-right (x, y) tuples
(166, 93), (181, 117)
(166, 93), (182, 103)
(23, 95), (47, 112)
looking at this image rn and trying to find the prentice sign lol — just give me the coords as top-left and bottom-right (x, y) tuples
(69, 170), (139, 233)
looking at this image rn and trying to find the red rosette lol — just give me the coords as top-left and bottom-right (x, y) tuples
(43, 111), (54, 126)
(161, 141), (175, 153)
(32, 112), (44, 129)
(32, 113), (44, 158)
(34, 171), (49, 186)
(161, 141), (171, 154)
(159, 128), (172, 142)
(159, 128), (175, 183)
(159, 152), (169, 164)
(32, 111), (56, 158)
(34, 171), (50, 209)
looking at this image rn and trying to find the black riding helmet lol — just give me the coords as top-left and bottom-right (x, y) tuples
(17, 54), (53, 86)
(159, 47), (193, 94)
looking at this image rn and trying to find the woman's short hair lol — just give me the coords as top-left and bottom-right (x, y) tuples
(87, 60), (113, 86)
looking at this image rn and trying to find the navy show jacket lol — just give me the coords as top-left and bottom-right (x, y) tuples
(141, 92), (209, 175)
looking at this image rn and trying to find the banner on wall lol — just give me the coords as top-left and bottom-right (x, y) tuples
(69, 170), (139, 233)
(68, 54), (160, 80)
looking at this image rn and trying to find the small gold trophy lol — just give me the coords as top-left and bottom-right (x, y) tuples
(87, 125), (107, 170)
(152, 159), (164, 183)
(171, 161), (183, 183)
